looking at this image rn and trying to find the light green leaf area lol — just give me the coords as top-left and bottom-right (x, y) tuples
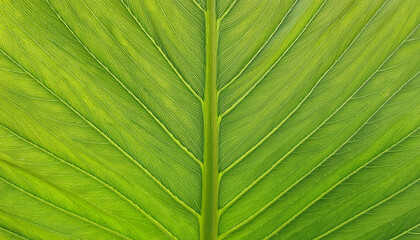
(0, 0), (419, 239)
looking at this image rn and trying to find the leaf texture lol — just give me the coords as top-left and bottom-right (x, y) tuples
(0, 0), (419, 239)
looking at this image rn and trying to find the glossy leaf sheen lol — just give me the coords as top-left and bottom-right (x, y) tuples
(0, 0), (419, 239)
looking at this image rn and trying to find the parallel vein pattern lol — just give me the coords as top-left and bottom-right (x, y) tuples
(1, 0), (419, 239)
(218, 0), (420, 239)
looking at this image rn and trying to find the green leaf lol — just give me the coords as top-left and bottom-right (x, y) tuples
(0, 0), (419, 239)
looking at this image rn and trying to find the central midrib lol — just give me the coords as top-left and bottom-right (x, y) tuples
(201, 0), (219, 239)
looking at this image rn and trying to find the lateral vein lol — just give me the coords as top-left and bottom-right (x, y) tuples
(0, 124), (179, 239)
(218, 0), (299, 92)
(0, 225), (29, 240)
(45, 0), (203, 169)
(219, 0), (327, 118)
(218, 0), (238, 22)
(0, 47), (199, 219)
(262, 128), (419, 239)
(219, 19), (418, 222)
(313, 179), (420, 239)
(120, 0), (204, 103)
(0, 175), (133, 240)
(219, 69), (420, 238)
(390, 223), (420, 240)
(220, 0), (388, 176)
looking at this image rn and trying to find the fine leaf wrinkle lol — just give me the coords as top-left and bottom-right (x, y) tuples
(1, 0), (419, 239)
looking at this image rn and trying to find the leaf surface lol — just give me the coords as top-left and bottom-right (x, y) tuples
(0, 0), (419, 239)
